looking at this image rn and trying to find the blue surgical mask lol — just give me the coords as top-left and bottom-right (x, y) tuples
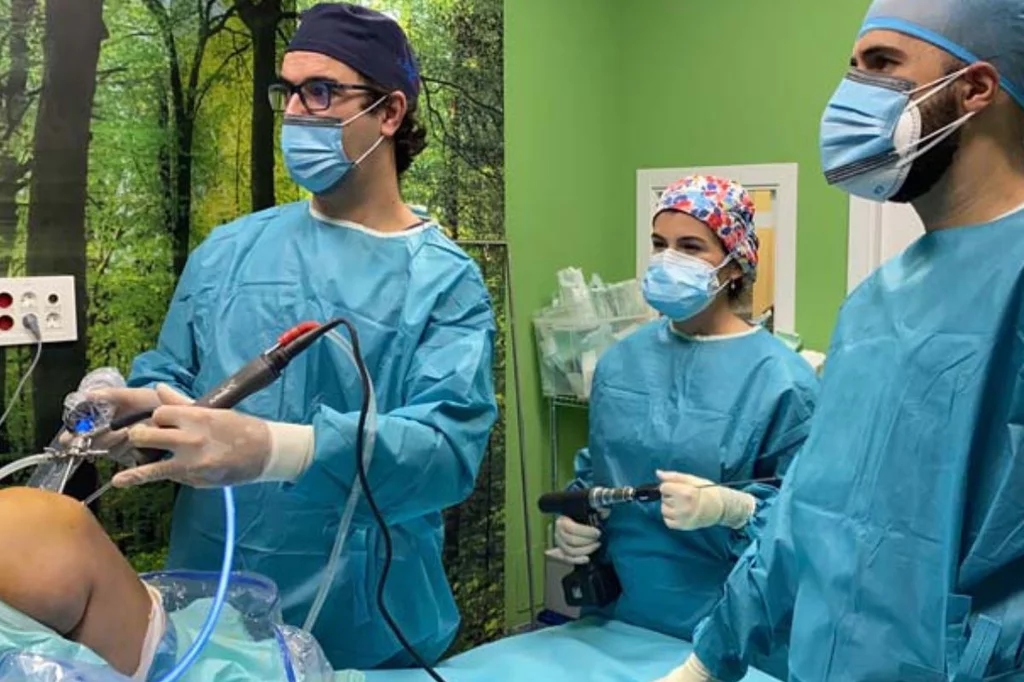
(820, 67), (974, 201)
(281, 96), (387, 195)
(642, 249), (731, 322)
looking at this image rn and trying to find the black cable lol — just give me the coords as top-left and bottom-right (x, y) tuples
(335, 319), (450, 682)
(83, 315), (451, 678)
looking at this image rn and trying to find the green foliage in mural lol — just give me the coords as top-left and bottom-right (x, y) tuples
(0, 0), (506, 657)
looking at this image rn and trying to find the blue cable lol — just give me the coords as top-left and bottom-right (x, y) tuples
(153, 487), (236, 682)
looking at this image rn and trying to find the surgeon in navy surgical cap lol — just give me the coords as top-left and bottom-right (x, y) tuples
(653, 0), (1024, 681)
(95, 1), (498, 672)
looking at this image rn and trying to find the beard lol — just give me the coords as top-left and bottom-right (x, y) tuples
(890, 86), (964, 204)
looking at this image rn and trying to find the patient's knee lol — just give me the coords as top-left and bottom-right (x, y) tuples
(0, 486), (105, 571)
(0, 487), (102, 633)
(0, 486), (99, 540)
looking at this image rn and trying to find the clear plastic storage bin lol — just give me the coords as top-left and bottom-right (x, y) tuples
(533, 271), (653, 400)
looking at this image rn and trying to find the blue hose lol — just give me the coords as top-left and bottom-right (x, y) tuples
(153, 487), (236, 682)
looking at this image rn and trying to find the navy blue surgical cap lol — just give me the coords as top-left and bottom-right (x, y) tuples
(286, 2), (420, 105)
(861, 0), (1024, 110)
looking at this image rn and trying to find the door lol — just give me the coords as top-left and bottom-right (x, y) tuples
(847, 197), (925, 292)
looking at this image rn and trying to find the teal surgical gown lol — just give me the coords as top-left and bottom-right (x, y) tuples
(572, 321), (818, 668)
(127, 202), (497, 670)
(694, 209), (1024, 681)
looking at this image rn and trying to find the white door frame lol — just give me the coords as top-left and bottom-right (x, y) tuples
(846, 196), (928, 293)
(847, 196), (884, 293)
(636, 163), (799, 333)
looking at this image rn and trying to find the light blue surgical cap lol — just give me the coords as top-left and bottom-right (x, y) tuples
(861, 0), (1024, 109)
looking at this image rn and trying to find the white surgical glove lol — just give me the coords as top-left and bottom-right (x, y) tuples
(654, 654), (716, 682)
(58, 427), (135, 466)
(113, 384), (314, 489)
(658, 470), (756, 531)
(88, 386), (162, 418)
(57, 387), (162, 466)
(553, 514), (603, 565)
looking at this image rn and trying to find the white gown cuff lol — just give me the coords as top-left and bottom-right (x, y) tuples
(261, 422), (315, 483)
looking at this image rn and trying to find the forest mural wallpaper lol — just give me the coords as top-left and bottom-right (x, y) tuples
(0, 0), (506, 652)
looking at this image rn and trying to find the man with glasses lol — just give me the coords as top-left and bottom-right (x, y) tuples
(90, 2), (498, 671)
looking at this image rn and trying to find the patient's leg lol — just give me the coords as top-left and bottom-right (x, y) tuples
(0, 487), (152, 676)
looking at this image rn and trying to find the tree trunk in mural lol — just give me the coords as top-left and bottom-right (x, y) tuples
(442, 99), (462, 565)
(237, 0), (282, 213)
(155, 77), (175, 253)
(24, 0), (105, 497)
(173, 117), (195, 278)
(145, 0), (236, 277)
(0, 0), (34, 270)
(0, 0), (37, 453)
(439, 4), (471, 569)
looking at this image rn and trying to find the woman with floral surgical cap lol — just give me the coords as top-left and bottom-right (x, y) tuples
(552, 175), (818, 677)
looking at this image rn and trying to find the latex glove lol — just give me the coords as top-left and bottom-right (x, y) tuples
(112, 384), (315, 488)
(56, 387), (162, 466)
(553, 515), (603, 565)
(657, 470), (756, 531)
(653, 655), (716, 682)
(57, 427), (135, 466)
(88, 386), (162, 421)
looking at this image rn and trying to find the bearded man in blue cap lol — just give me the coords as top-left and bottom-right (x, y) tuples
(654, 0), (1024, 680)
(88, 2), (498, 671)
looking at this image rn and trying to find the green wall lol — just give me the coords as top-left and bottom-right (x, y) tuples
(619, 0), (872, 350)
(503, 0), (632, 625)
(503, 0), (872, 626)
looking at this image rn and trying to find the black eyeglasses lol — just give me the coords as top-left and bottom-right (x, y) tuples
(267, 78), (380, 113)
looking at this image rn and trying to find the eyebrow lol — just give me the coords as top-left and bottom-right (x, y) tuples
(852, 45), (909, 66)
(278, 74), (366, 88)
(675, 235), (706, 246)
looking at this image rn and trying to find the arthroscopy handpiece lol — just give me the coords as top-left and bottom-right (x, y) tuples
(86, 321), (336, 461)
(538, 476), (780, 521)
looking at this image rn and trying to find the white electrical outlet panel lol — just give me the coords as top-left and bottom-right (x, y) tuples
(0, 276), (78, 347)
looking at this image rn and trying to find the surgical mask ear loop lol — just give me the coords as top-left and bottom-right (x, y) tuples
(339, 93), (389, 128)
(353, 134), (386, 165)
(907, 65), (972, 104)
(710, 254), (735, 297)
(896, 111), (976, 167)
(895, 66), (977, 166)
(340, 94), (390, 166)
